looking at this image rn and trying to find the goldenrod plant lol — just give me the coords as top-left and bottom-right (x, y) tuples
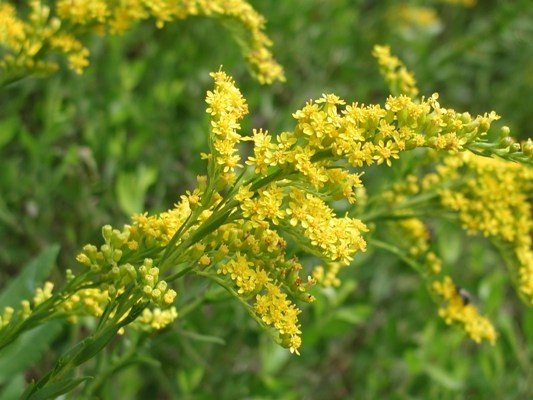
(0, 0), (284, 85)
(1, 1), (532, 399)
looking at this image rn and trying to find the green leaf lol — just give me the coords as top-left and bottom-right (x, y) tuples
(0, 321), (63, 382)
(425, 364), (463, 391)
(0, 245), (59, 310)
(179, 329), (226, 345)
(333, 304), (372, 325)
(332, 279), (358, 307)
(0, 373), (25, 400)
(24, 376), (92, 400)
(115, 165), (157, 215)
(70, 327), (120, 367)
(0, 115), (18, 149)
(437, 221), (462, 266)
(188, 366), (205, 392)
(176, 367), (207, 394)
(260, 339), (290, 376)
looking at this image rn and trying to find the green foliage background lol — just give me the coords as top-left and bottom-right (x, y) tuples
(1, 1), (532, 398)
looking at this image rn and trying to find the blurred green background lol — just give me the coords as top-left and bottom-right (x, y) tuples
(1, 0), (532, 398)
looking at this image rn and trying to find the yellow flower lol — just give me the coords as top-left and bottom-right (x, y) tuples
(436, 152), (533, 303)
(255, 283), (302, 354)
(433, 276), (496, 344)
(372, 45), (419, 98)
(1, 0), (284, 84)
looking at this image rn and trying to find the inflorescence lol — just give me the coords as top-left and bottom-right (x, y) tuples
(1, 46), (531, 355)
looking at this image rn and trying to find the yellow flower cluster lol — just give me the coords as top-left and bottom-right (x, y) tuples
(234, 183), (367, 266)
(441, 0), (477, 7)
(246, 91), (500, 188)
(202, 221), (315, 354)
(72, 223), (179, 335)
(372, 45), (419, 98)
(379, 174), (436, 260)
(0, 0), (284, 84)
(397, 218), (431, 258)
(373, 138), (531, 344)
(432, 276), (496, 344)
(392, 5), (441, 35)
(0, 306), (14, 330)
(132, 204), (191, 247)
(196, 68), (521, 350)
(74, 176), (318, 353)
(60, 285), (178, 331)
(33, 281), (55, 305)
(286, 188), (368, 264)
(49, 32), (90, 73)
(56, 0), (108, 25)
(255, 283), (302, 354)
(0, 2), (63, 78)
(133, 307), (179, 331)
(0, 281), (54, 328)
(311, 263), (342, 287)
(218, 253), (269, 295)
(435, 152), (533, 304)
(61, 287), (111, 323)
(205, 70), (249, 186)
(66, 67), (529, 355)
(183, 0), (285, 84)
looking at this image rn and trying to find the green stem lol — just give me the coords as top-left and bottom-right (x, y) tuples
(80, 332), (150, 397)
(368, 238), (425, 276)
(24, 299), (148, 399)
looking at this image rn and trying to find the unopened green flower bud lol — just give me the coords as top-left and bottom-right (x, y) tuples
(197, 175), (208, 191)
(522, 139), (533, 156)
(156, 281), (168, 292)
(110, 265), (120, 279)
(50, 17), (61, 30)
(112, 249), (123, 263)
(122, 263), (137, 280)
(149, 267), (159, 279)
(111, 230), (129, 248)
(499, 126), (510, 139)
(108, 285), (117, 297)
(2, 307), (14, 326)
(498, 136), (514, 149)
(76, 253), (91, 266)
(100, 244), (111, 259)
(144, 274), (155, 287)
(102, 225), (113, 242)
(510, 143), (520, 153)
(66, 269), (75, 282)
(296, 292), (316, 303)
(151, 289), (162, 301)
(138, 265), (147, 277)
(95, 252), (105, 263)
(21, 300), (31, 317)
(82, 244), (98, 257)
